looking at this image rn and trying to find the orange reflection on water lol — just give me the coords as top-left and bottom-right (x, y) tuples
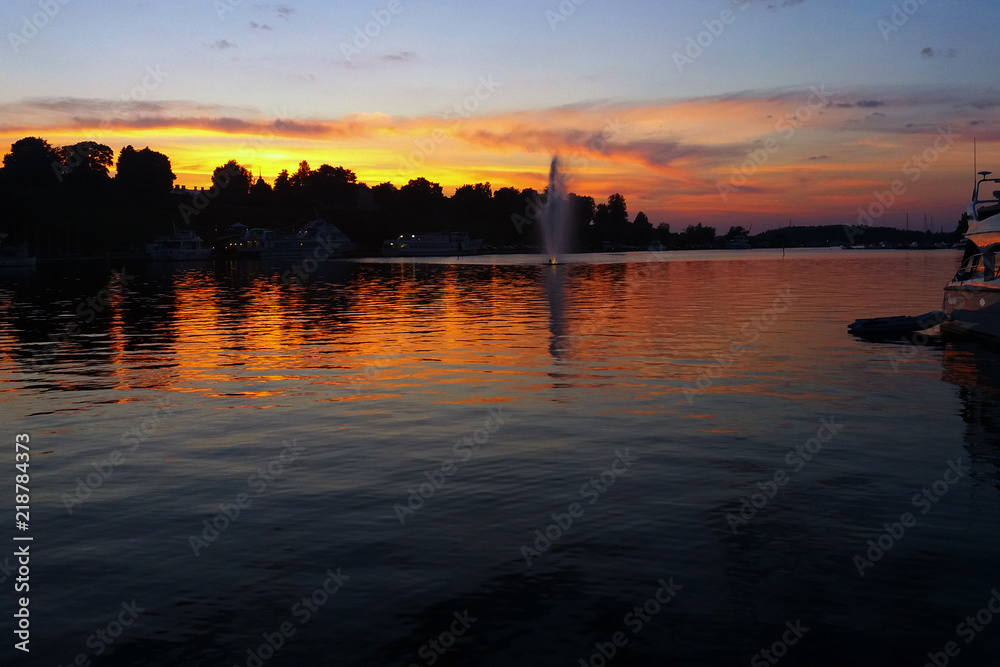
(8, 251), (962, 415)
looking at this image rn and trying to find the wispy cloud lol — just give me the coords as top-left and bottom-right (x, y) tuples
(921, 47), (957, 58)
(210, 39), (237, 49)
(745, 0), (805, 9)
(253, 4), (294, 20)
(2, 85), (996, 217)
(382, 51), (417, 63)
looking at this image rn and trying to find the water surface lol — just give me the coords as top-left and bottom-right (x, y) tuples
(2, 249), (998, 666)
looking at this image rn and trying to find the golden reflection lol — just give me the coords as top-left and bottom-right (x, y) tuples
(3, 252), (962, 414)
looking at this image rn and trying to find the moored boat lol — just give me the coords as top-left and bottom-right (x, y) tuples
(145, 229), (212, 261)
(381, 231), (482, 257)
(0, 233), (36, 267)
(848, 311), (947, 338)
(942, 171), (1000, 342)
(228, 219), (356, 259)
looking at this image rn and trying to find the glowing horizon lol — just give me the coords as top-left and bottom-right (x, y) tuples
(2, 0), (997, 231)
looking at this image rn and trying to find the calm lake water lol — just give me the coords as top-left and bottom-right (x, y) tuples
(2, 249), (1000, 666)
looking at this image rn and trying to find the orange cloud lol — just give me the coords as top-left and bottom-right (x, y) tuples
(1, 87), (995, 227)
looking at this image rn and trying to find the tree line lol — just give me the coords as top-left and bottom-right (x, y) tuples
(4, 135), (959, 259)
(0, 137), (693, 256)
(1, 136), (690, 257)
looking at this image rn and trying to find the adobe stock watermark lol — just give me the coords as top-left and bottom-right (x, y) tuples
(852, 126), (959, 232)
(396, 74), (502, 179)
(408, 610), (478, 667)
(214, 0), (246, 20)
(853, 457), (969, 577)
(750, 620), (810, 667)
(877, 0), (931, 40)
(726, 417), (843, 534)
(235, 568), (349, 667)
(922, 588), (1000, 667)
(187, 440), (306, 556)
(546, 0), (587, 31)
(394, 407), (508, 524)
(8, 0), (72, 53)
(718, 86), (831, 202)
(62, 403), (173, 514)
(520, 448), (638, 567)
(672, 0), (750, 73)
(577, 578), (682, 667)
(683, 287), (797, 404)
(54, 600), (145, 667)
(340, 1), (403, 63)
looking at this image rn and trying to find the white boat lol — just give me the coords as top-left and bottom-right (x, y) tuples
(0, 233), (36, 267)
(229, 219), (356, 259)
(381, 232), (482, 257)
(145, 229), (212, 261)
(942, 171), (1000, 342)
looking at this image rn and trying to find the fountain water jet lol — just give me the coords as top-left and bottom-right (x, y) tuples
(542, 156), (571, 265)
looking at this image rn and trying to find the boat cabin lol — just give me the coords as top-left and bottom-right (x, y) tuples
(972, 172), (1000, 222)
(953, 243), (1000, 284)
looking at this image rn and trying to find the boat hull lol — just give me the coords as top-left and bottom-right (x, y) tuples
(380, 247), (480, 257)
(147, 250), (212, 261)
(146, 230), (212, 261)
(381, 240), (482, 257)
(942, 283), (1000, 343)
(234, 245), (355, 260)
(229, 221), (356, 260)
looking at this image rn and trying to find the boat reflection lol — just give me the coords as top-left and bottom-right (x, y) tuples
(941, 340), (1000, 486)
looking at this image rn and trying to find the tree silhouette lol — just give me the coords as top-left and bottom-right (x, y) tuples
(400, 178), (445, 223)
(956, 212), (970, 240)
(607, 193), (628, 226)
(632, 211), (653, 245)
(680, 223), (716, 247)
(212, 160), (253, 202)
(53, 142), (114, 199)
(289, 161), (311, 190)
(593, 193), (629, 242)
(2, 137), (60, 195)
(654, 222), (672, 246)
(307, 164), (357, 207)
(371, 181), (398, 211)
(57, 142), (113, 179)
(115, 145), (175, 203)
(453, 182), (493, 220)
(273, 169), (293, 204)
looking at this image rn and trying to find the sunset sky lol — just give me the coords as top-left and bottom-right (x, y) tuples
(2, 0), (998, 229)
